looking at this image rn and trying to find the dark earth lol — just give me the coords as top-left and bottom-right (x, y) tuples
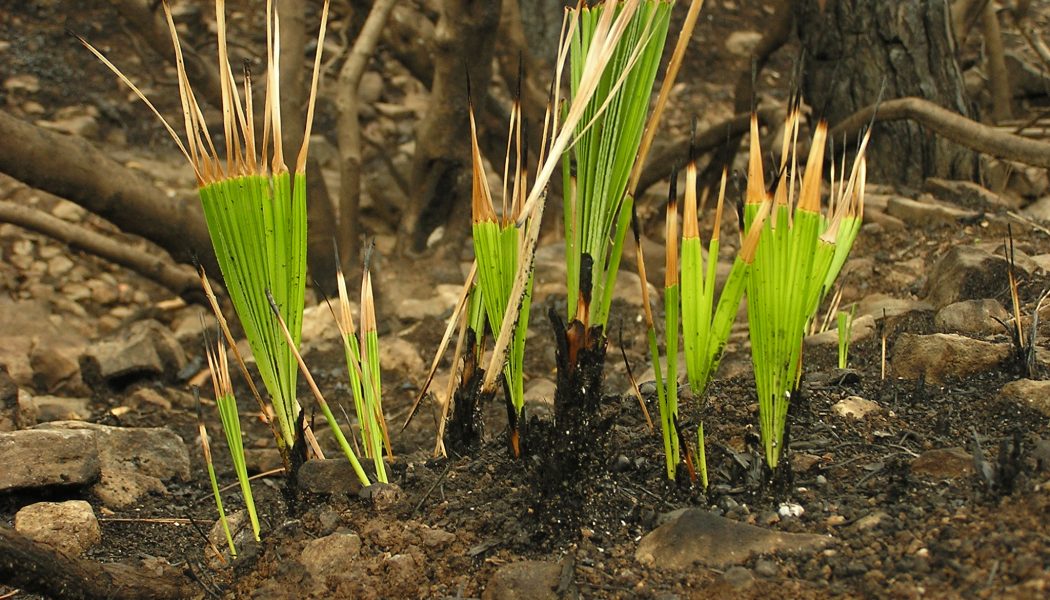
(1, 0), (1049, 598)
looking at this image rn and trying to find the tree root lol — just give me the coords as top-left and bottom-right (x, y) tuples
(829, 96), (1050, 169)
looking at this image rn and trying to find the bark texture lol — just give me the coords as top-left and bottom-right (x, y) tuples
(796, 0), (977, 185)
(404, 0), (503, 253)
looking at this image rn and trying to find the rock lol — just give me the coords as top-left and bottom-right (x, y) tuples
(1022, 196), (1050, 222)
(379, 336), (424, 375)
(482, 560), (563, 600)
(297, 459), (366, 495)
(635, 509), (831, 570)
(36, 421), (190, 508)
(4, 73), (40, 94)
(754, 558), (779, 578)
(924, 246), (1010, 309)
(923, 178), (1021, 211)
(934, 299), (1009, 336)
(170, 309), (216, 344)
(33, 395), (91, 422)
(722, 565), (754, 589)
(832, 396), (881, 419)
(1006, 51), (1050, 97)
(80, 319), (186, 386)
(885, 195), (979, 227)
(127, 387), (171, 410)
(244, 448), (284, 474)
(804, 314), (876, 349)
(911, 447), (973, 480)
(300, 531), (362, 582)
(51, 202), (85, 222)
(36, 105), (100, 139)
(851, 511), (889, 532)
(790, 452), (822, 473)
(358, 71), (384, 104)
(418, 525), (456, 549)
(523, 378), (556, 418)
(300, 304), (339, 352)
(891, 333), (1010, 384)
(998, 379), (1050, 418)
(395, 285), (460, 321)
(0, 428), (99, 491)
(0, 367), (37, 431)
(725, 31), (762, 56)
(207, 509), (256, 559)
(856, 294), (932, 320)
(359, 482), (403, 511)
(14, 500), (101, 556)
(47, 255), (74, 277)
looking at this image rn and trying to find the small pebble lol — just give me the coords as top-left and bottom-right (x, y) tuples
(754, 559), (778, 578)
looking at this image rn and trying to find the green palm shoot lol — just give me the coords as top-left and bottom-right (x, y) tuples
(743, 109), (870, 470)
(837, 306), (855, 369)
(564, 0), (673, 330)
(333, 261), (390, 483)
(80, 0), (332, 458)
(196, 389), (236, 557)
(656, 162), (768, 484)
(205, 339), (260, 542)
(469, 100), (533, 458)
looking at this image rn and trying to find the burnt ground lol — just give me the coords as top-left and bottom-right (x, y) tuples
(2, 0), (1050, 599)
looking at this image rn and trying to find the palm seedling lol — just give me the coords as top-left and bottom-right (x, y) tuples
(330, 254), (391, 482)
(469, 97), (533, 457)
(837, 305), (856, 370)
(743, 107), (871, 471)
(654, 160), (768, 484)
(79, 0), (331, 464)
(196, 388), (236, 558)
(204, 336), (260, 544)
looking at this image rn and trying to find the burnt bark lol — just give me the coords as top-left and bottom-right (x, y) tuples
(796, 0), (977, 185)
(444, 330), (487, 455)
(403, 0), (503, 253)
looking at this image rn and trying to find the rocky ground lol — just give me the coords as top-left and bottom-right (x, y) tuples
(3, 1), (1050, 599)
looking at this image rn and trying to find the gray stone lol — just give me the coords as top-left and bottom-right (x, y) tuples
(924, 178), (1022, 211)
(891, 333), (1010, 384)
(418, 525), (456, 549)
(36, 421), (190, 508)
(379, 337), (424, 375)
(885, 196), (979, 227)
(911, 447), (974, 480)
(207, 509), (256, 560)
(832, 396), (881, 419)
(0, 367), (36, 431)
(1022, 196), (1050, 222)
(804, 314), (876, 349)
(851, 511), (889, 532)
(300, 531), (362, 581)
(924, 246), (1010, 309)
(80, 319), (186, 386)
(722, 566), (754, 588)
(33, 395), (91, 422)
(297, 459), (366, 495)
(635, 509), (831, 570)
(725, 31), (762, 56)
(30, 343), (84, 394)
(856, 294), (932, 320)
(934, 299), (1009, 336)
(0, 429), (99, 491)
(15, 500), (101, 556)
(998, 379), (1050, 418)
(482, 560), (563, 600)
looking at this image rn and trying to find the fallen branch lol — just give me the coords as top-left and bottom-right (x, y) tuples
(635, 107), (783, 196)
(829, 97), (1050, 169)
(0, 201), (202, 299)
(0, 525), (195, 600)
(0, 109), (214, 271)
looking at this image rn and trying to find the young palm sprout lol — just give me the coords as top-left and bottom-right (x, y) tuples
(79, 0), (331, 459)
(331, 255), (390, 482)
(470, 97), (533, 458)
(655, 161), (768, 484)
(205, 337), (260, 542)
(196, 388), (236, 557)
(837, 306), (855, 369)
(743, 107), (870, 471)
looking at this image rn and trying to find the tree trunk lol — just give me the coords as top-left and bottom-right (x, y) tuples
(795, 0), (977, 185)
(403, 0), (503, 253)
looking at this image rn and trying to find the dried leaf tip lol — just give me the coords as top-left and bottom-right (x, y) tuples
(469, 105), (497, 224)
(683, 161), (700, 239)
(665, 171), (679, 287)
(746, 112), (765, 205)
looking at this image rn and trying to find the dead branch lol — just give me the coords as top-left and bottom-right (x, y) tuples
(0, 109), (214, 271)
(829, 96), (1050, 169)
(0, 525), (195, 600)
(336, 0), (398, 270)
(982, 1), (1013, 122)
(0, 201), (202, 299)
(635, 108), (783, 197)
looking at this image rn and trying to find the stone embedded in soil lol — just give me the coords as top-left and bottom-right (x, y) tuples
(32, 395), (91, 422)
(359, 482), (403, 511)
(300, 531), (362, 584)
(0, 367), (37, 431)
(911, 447), (974, 480)
(0, 428), (99, 491)
(14, 500), (101, 556)
(482, 560), (564, 600)
(885, 195), (979, 227)
(378, 336), (424, 376)
(924, 246), (1010, 309)
(832, 396), (881, 419)
(35, 421), (190, 508)
(891, 333), (1011, 384)
(297, 459), (366, 495)
(523, 378), (556, 418)
(804, 314), (876, 349)
(934, 299), (1010, 336)
(30, 342), (85, 394)
(208, 509), (257, 560)
(79, 319), (186, 386)
(635, 509), (831, 570)
(856, 293), (932, 321)
(998, 379), (1050, 418)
